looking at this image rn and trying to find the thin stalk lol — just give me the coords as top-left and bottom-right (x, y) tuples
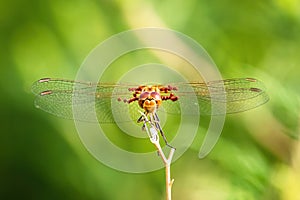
(140, 111), (175, 200)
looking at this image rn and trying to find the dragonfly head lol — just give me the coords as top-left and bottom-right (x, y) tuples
(138, 86), (162, 113)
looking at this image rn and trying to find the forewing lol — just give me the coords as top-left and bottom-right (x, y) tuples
(162, 78), (269, 115)
(32, 78), (143, 123)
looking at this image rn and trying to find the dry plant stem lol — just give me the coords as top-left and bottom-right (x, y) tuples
(140, 111), (175, 200)
(154, 143), (175, 200)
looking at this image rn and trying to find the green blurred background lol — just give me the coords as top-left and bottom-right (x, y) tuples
(1, 0), (300, 199)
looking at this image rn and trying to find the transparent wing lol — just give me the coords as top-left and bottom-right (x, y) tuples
(32, 77), (269, 122)
(31, 78), (143, 123)
(160, 78), (269, 115)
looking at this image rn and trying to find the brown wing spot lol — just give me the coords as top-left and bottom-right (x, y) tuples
(245, 78), (257, 82)
(38, 78), (51, 83)
(40, 90), (52, 96)
(250, 87), (262, 92)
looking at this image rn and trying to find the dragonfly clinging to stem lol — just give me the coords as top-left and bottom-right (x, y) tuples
(32, 77), (269, 148)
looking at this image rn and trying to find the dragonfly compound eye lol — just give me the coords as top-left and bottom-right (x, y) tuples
(139, 92), (150, 100)
(150, 92), (162, 106)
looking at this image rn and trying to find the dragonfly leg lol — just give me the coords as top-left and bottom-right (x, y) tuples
(137, 111), (147, 123)
(154, 113), (176, 149)
(137, 112), (147, 131)
(138, 112), (175, 149)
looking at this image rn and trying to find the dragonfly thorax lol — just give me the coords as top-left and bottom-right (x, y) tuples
(138, 86), (162, 113)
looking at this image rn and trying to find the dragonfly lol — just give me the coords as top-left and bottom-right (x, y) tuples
(32, 77), (269, 147)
